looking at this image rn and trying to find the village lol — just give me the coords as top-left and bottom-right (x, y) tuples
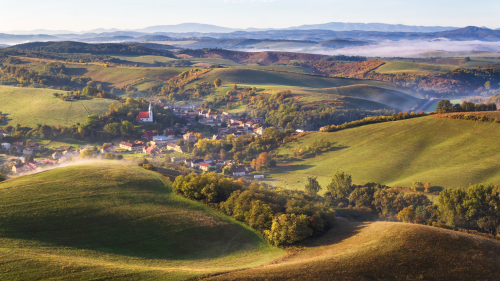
(0, 104), (268, 180)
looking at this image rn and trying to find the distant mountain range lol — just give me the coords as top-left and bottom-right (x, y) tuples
(2, 26), (500, 46)
(4, 22), (475, 35)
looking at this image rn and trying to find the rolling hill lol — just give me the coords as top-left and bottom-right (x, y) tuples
(265, 116), (500, 191)
(208, 220), (500, 280)
(0, 162), (283, 280)
(0, 85), (113, 126)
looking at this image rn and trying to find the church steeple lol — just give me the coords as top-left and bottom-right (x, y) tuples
(149, 103), (153, 120)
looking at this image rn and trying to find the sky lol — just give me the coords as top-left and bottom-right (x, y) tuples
(1, 0), (499, 32)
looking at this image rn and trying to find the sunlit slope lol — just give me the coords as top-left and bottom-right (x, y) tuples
(0, 85), (113, 126)
(268, 116), (500, 190)
(209, 221), (500, 280)
(0, 162), (283, 280)
(195, 68), (404, 90)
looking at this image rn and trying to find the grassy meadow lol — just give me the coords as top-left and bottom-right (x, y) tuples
(0, 85), (113, 126)
(0, 162), (283, 280)
(209, 220), (500, 280)
(375, 61), (456, 74)
(264, 116), (500, 191)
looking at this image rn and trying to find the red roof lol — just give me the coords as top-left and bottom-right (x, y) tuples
(142, 132), (157, 138)
(136, 111), (150, 121)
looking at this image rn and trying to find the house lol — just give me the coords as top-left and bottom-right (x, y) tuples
(13, 141), (24, 147)
(43, 158), (57, 165)
(80, 145), (92, 151)
(200, 162), (216, 172)
(119, 141), (145, 151)
(184, 158), (193, 166)
(101, 145), (116, 154)
(252, 117), (265, 124)
(166, 143), (177, 151)
(296, 129), (304, 133)
(58, 156), (68, 163)
(172, 157), (187, 164)
(255, 127), (265, 135)
(143, 146), (160, 156)
(136, 103), (153, 122)
(141, 132), (157, 141)
(254, 175), (265, 179)
(12, 163), (28, 174)
(232, 167), (247, 177)
(1, 143), (11, 150)
(183, 132), (196, 142)
(52, 152), (62, 159)
(29, 142), (39, 150)
(212, 134), (224, 140)
(19, 156), (26, 163)
(23, 147), (34, 155)
(13, 144), (23, 153)
(152, 136), (173, 146)
(191, 159), (204, 168)
(27, 162), (37, 170)
(164, 129), (175, 136)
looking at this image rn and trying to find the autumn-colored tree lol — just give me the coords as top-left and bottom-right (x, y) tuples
(233, 84), (238, 90)
(411, 181), (425, 192)
(398, 207), (416, 223)
(214, 78), (221, 88)
(424, 182), (431, 193)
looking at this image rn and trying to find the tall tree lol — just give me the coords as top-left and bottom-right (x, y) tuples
(305, 176), (322, 196)
(327, 171), (352, 201)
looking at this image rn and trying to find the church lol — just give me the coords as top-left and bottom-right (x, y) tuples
(136, 103), (153, 123)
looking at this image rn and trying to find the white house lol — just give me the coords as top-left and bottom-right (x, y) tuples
(1, 143), (11, 150)
(232, 167), (247, 177)
(136, 103), (153, 123)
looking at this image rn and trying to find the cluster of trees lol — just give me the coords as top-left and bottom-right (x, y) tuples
(435, 100), (497, 113)
(0, 63), (96, 90)
(292, 138), (332, 157)
(247, 90), (392, 130)
(438, 184), (500, 234)
(148, 69), (213, 101)
(12, 42), (176, 57)
(436, 113), (500, 123)
(321, 112), (427, 132)
(194, 127), (289, 162)
(172, 173), (336, 246)
(250, 152), (276, 171)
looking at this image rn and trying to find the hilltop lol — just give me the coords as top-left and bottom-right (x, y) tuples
(208, 220), (500, 280)
(266, 116), (500, 190)
(0, 162), (283, 280)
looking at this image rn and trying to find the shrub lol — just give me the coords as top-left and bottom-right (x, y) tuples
(397, 207), (416, 223)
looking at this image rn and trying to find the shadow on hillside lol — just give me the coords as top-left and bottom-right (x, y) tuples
(65, 68), (88, 76)
(272, 164), (315, 174)
(0, 195), (265, 261)
(0, 113), (11, 126)
(300, 220), (369, 249)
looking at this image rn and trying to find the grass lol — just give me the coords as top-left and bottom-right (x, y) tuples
(193, 68), (404, 90)
(265, 116), (500, 191)
(209, 220), (500, 280)
(0, 162), (283, 280)
(375, 61), (455, 74)
(0, 85), (113, 126)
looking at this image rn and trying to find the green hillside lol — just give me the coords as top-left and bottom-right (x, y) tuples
(266, 116), (500, 191)
(195, 68), (403, 90)
(0, 162), (283, 280)
(209, 220), (500, 280)
(0, 85), (113, 126)
(322, 84), (420, 110)
(375, 61), (455, 74)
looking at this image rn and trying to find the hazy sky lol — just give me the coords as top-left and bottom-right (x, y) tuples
(1, 0), (499, 32)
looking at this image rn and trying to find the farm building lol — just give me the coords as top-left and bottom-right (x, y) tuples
(119, 141), (145, 151)
(172, 157), (186, 164)
(254, 175), (265, 179)
(52, 152), (62, 160)
(232, 167), (247, 177)
(183, 132), (196, 142)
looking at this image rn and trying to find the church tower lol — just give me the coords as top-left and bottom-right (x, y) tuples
(148, 103), (153, 122)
